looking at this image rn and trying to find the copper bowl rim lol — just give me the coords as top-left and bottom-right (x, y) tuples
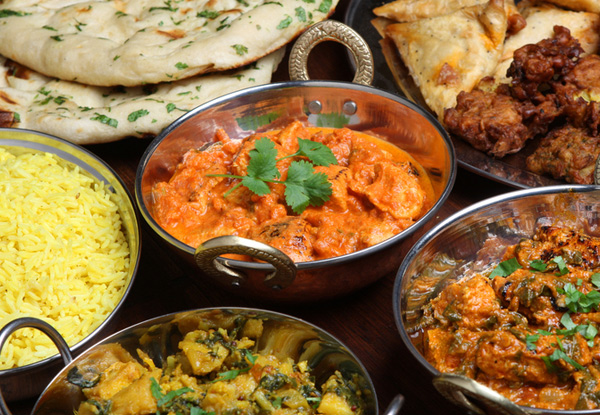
(134, 79), (457, 271)
(0, 127), (142, 377)
(393, 183), (600, 415)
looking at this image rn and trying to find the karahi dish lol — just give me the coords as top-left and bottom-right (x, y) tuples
(136, 81), (456, 302)
(2, 308), (388, 415)
(150, 120), (435, 263)
(394, 185), (600, 414)
(0, 128), (141, 402)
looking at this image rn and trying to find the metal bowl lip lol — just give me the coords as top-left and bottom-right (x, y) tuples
(392, 183), (600, 415)
(34, 305), (379, 414)
(0, 127), (142, 377)
(135, 79), (457, 270)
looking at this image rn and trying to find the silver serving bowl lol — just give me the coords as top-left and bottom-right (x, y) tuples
(0, 128), (141, 402)
(0, 308), (404, 415)
(135, 80), (456, 303)
(393, 185), (600, 415)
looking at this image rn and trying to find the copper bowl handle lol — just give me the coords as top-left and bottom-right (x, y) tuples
(382, 394), (405, 415)
(0, 318), (73, 415)
(194, 235), (296, 290)
(289, 20), (374, 86)
(433, 374), (531, 415)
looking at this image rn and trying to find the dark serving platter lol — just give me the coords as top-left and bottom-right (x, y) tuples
(343, 0), (563, 189)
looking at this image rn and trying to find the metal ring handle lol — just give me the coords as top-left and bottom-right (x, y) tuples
(381, 394), (405, 415)
(0, 317), (73, 415)
(595, 154), (600, 185)
(289, 20), (374, 86)
(433, 374), (530, 415)
(194, 235), (296, 290)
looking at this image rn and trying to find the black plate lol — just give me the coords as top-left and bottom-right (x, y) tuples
(343, 0), (562, 189)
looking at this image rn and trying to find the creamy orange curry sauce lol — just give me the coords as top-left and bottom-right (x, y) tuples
(422, 226), (600, 410)
(151, 120), (434, 262)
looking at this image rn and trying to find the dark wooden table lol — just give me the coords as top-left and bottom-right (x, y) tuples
(8, 3), (516, 415)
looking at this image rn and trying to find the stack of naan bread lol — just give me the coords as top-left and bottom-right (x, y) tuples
(0, 0), (338, 144)
(372, 0), (600, 120)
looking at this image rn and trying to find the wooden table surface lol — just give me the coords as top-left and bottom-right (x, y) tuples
(8, 2), (517, 415)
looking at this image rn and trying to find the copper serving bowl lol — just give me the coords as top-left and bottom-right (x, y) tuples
(0, 308), (404, 415)
(0, 128), (141, 402)
(134, 78), (455, 302)
(393, 185), (600, 415)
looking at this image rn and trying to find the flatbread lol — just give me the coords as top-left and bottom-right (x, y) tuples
(492, 1), (600, 83)
(384, 0), (508, 118)
(0, 49), (284, 144)
(0, 0), (336, 87)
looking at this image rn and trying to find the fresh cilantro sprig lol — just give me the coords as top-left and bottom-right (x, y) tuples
(488, 258), (522, 278)
(557, 282), (600, 313)
(150, 377), (193, 407)
(209, 136), (338, 214)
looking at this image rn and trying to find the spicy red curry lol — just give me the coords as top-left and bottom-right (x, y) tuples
(422, 226), (600, 410)
(151, 120), (434, 262)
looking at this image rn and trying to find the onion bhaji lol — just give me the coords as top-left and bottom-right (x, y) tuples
(444, 25), (600, 184)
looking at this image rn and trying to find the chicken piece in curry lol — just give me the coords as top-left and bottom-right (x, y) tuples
(421, 226), (600, 410)
(67, 320), (365, 415)
(151, 120), (434, 262)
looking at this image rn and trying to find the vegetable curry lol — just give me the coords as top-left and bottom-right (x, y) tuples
(66, 317), (366, 415)
(421, 226), (600, 410)
(151, 120), (434, 262)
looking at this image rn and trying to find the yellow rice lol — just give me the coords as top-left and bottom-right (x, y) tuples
(0, 148), (130, 369)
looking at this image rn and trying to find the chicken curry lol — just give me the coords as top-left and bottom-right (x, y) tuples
(151, 120), (434, 262)
(421, 226), (600, 410)
(66, 318), (366, 415)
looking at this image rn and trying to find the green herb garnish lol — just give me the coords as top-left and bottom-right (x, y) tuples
(558, 283), (600, 313)
(529, 259), (547, 272)
(489, 258), (522, 278)
(209, 136), (337, 214)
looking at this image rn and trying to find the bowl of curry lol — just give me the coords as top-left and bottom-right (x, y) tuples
(1, 307), (403, 415)
(135, 81), (455, 302)
(394, 184), (600, 413)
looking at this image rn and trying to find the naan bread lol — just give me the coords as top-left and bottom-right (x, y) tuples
(0, 0), (336, 87)
(492, 1), (600, 83)
(384, 0), (508, 118)
(0, 49), (284, 144)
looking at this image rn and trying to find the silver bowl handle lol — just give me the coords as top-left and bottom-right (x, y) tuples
(194, 235), (297, 290)
(382, 394), (405, 415)
(433, 374), (531, 415)
(289, 20), (374, 86)
(0, 317), (72, 415)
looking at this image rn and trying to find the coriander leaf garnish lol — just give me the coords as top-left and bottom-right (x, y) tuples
(232, 44), (248, 55)
(489, 258), (522, 278)
(558, 283), (600, 313)
(553, 256), (569, 275)
(530, 259), (547, 272)
(209, 136), (336, 213)
(127, 109), (149, 122)
(150, 378), (193, 407)
(525, 334), (540, 351)
(592, 273), (600, 288)
(284, 160), (331, 214)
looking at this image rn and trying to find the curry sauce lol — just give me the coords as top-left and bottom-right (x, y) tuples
(422, 226), (600, 410)
(151, 120), (434, 262)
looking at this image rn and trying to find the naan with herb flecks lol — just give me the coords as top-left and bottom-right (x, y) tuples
(0, 0), (336, 87)
(0, 49), (284, 144)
